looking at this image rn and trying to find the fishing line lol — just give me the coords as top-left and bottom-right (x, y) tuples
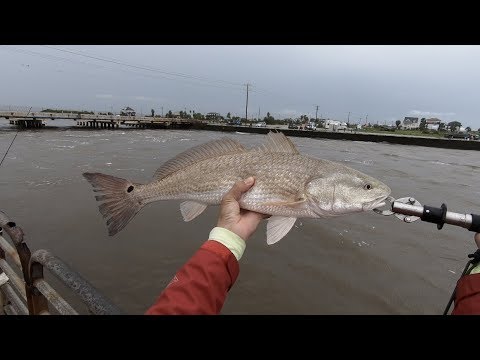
(0, 106), (31, 169)
(0, 131), (18, 168)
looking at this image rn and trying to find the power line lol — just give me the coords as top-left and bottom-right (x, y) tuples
(0, 46), (247, 93)
(3, 45), (370, 121)
(42, 45), (245, 88)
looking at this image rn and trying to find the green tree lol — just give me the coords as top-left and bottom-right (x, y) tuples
(448, 121), (462, 132)
(300, 114), (309, 123)
(438, 122), (446, 131)
(179, 110), (191, 119)
(419, 118), (426, 130)
(166, 110), (173, 118)
(193, 112), (204, 120)
(264, 112), (275, 125)
(466, 126), (471, 132)
(227, 112), (231, 119)
(151, 109), (155, 117)
(395, 120), (401, 129)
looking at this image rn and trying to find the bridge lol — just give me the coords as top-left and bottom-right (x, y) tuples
(0, 111), (199, 129)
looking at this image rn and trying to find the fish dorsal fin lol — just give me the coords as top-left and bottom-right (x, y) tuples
(253, 131), (299, 154)
(153, 138), (246, 180)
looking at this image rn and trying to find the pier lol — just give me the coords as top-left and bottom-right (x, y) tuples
(1, 111), (479, 151)
(0, 111), (197, 129)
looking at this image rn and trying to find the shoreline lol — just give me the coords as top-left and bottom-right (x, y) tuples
(192, 124), (480, 151)
(1, 123), (479, 151)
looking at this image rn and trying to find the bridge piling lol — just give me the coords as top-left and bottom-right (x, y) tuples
(0, 111), (196, 130)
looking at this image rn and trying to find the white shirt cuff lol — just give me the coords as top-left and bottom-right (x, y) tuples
(208, 227), (246, 261)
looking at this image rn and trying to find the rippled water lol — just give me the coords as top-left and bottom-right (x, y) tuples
(0, 127), (478, 314)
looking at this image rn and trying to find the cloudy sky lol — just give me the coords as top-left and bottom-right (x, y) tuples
(1, 45), (480, 129)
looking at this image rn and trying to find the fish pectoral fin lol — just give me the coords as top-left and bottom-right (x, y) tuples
(180, 201), (208, 222)
(258, 199), (306, 207)
(266, 216), (297, 245)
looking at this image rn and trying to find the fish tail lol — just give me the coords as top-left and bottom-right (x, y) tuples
(83, 172), (145, 236)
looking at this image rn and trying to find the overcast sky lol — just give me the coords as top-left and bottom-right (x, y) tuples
(1, 45), (480, 129)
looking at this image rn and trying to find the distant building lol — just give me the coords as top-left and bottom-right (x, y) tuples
(120, 106), (136, 116)
(426, 118), (442, 131)
(324, 120), (347, 131)
(205, 112), (223, 120)
(403, 117), (419, 129)
(206, 112), (222, 121)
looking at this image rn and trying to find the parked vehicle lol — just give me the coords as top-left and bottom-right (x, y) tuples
(254, 121), (267, 128)
(444, 132), (471, 140)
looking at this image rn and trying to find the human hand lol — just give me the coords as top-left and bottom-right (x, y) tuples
(217, 177), (267, 242)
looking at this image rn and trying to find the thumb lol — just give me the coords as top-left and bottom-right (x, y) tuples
(475, 233), (480, 249)
(222, 177), (255, 203)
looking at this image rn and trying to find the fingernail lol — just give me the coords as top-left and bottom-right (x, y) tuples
(244, 177), (254, 186)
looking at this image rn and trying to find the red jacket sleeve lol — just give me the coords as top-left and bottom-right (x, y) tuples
(452, 273), (480, 315)
(145, 240), (239, 315)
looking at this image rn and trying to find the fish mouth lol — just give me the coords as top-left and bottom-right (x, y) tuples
(363, 195), (390, 211)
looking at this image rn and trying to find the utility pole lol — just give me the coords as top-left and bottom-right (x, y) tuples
(347, 111), (350, 124)
(245, 83), (250, 121)
(365, 114), (368, 125)
(161, 106), (163, 117)
(315, 105), (319, 122)
(258, 107), (260, 121)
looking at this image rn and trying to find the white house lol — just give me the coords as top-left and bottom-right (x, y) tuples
(426, 118), (442, 131)
(403, 117), (419, 129)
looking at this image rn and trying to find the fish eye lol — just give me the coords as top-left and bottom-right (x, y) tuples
(364, 184), (372, 190)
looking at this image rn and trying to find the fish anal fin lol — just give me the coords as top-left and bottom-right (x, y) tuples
(154, 138), (246, 180)
(266, 216), (297, 245)
(180, 201), (207, 222)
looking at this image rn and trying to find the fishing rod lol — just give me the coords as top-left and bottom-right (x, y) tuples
(0, 107), (31, 169)
(374, 196), (480, 233)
